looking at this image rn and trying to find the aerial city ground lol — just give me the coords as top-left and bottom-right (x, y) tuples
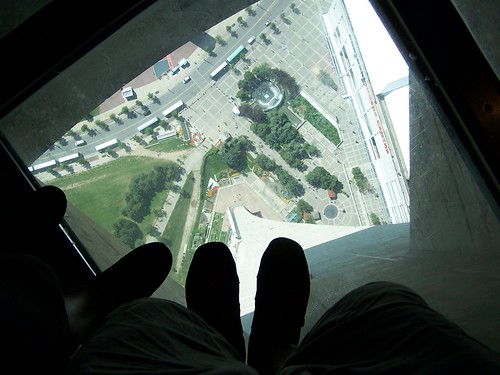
(33, 1), (401, 285)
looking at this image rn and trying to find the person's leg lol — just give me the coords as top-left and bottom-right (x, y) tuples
(65, 242), (173, 349)
(279, 281), (500, 374)
(185, 242), (246, 360)
(247, 237), (310, 375)
(0, 253), (71, 374)
(64, 298), (258, 375)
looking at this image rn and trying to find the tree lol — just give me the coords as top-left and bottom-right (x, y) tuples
(113, 218), (143, 248)
(253, 63), (272, 81)
(274, 167), (304, 197)
(215, 35), (224, 45)
(226, 25), (232, 33)
(304, 215), (315, 224)
(255, 154), (277, 171)
(239, 104), (267, 123)
(80, 124), (89, 133)
(120, 106), (129, 116)
(352, 167), (373, 193)
(260, 33), (267, 41)
(236, 90), (251, 102)
(237, 16), (244, 25)
(306, 166), (338, 190)
(297, 199), (313, 214)
(370, 212), (382, 225)
(220, 137), (252, 171)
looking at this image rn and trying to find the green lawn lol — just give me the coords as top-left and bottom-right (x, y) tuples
(175, 148), (229, 285)
(51, 156), (177, 233)
(161, 172), (195, 273)
(292, 96), (341, 145)
(201, 147), (227, 187)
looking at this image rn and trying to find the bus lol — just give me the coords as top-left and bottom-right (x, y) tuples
(162, 100), (185, 117)
(210, 62), (228, 80)
(226, 45), (246, 64)
(95, 138), (119, 153)
(137, 117), (159, 133)
(31, 159), (58, 172)
(58, 153), (82, 164)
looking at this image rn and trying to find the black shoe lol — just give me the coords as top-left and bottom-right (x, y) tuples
(248, 237), (310, 374)
(88, 242), (172, 318)
(186, 242), (246, 360)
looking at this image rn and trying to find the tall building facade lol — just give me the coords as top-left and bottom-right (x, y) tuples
(322, 0), (410, 223)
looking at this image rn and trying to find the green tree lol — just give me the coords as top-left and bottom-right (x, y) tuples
(220, 137), (252, 171)
(297, 199), (313, 214)
(255, 154), (277, 171)
(215, 35), (224, 45)
(352, 167), (373, 193)
(274, 167), (303, 197)
(304, 215), (315, 224)
(120, 106), (129, 116)
(370, 212), (382, 225)
(226, 25), (232, 33)
(260, 33), (267, 41)
(239, 104), (267, 123)
(306, 166), (338, 190)
(113, 218), (143, 248)
(253, 63), (272, 81)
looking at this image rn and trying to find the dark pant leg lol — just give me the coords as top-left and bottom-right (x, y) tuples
(280, 281), (500, 374)
(0, 254), (70, 374)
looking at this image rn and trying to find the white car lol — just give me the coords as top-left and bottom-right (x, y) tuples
(248, 36), (256, 44)
(183, 76), (191, 84)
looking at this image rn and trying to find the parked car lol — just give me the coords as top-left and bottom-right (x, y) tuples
(183, 76), (191, 84)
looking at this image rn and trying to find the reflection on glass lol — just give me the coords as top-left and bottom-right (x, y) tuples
(29, 0), (410, 286)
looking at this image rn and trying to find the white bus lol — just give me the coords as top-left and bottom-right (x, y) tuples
(95, 138), (119, 153)
(58, 153), (82, 164)
(32, 159), (58, 172)
(210, 62), (228, 80)
(162, 100), (184, 117)
(137, 116), (159, 133)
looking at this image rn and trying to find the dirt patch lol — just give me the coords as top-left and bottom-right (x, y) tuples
(64, 174), (107, 190)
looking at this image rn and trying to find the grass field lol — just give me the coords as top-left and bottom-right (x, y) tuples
(161, 172), (195, 274)
(175, 148), (229, 285)
(51, 156), (178, 234)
